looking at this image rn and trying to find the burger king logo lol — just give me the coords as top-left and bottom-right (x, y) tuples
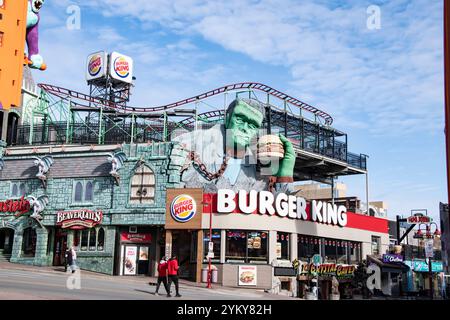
(88, 54), (103, 77)
(170, 195), (196, 223)
(114, 56), (130, 78)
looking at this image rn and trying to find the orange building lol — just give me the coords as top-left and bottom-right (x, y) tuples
(0, 0), (28, 111)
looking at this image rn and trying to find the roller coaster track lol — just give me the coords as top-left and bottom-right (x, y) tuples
(38, 83), (334, 125)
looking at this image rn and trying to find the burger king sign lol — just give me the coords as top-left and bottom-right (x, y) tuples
(86, 51), (107, 81)
(109, 52), (134, 84)
(170, 195), (197, 223)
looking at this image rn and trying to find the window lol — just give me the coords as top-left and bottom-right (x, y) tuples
(77, 228), (104, 251)
(277, 232), (290, 260)
(80, 230), (88, 251)
(22, 228), (36, 257)
(97, 228), (105, 251)
(89, 229), (96, 251)
(348, 242), (361, 264)
(323, 239), (338, 263)
(73, 180), (94, 204)
(74, 182), (83, 202)
(203, 230), (221, 263)
(372, 236), (381, 255)
(130, 165), (155, 204)
(247, 231), (268, 263)
(10, 182), (26, 197)
(336, 241), (348, 264)
(298, 236), (321, 262)
(225, 230), (268, 264)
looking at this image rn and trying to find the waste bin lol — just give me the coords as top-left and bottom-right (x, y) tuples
(212, 269), (218, 283)
(201, 268), (208, 283)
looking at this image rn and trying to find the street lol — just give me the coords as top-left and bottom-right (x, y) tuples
(0, 263), (294, 300)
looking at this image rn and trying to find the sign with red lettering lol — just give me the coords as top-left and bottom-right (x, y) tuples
(56, 210), (103, 230)
(407, 215), (432, 224)
(120, 232), (152, 244)
(0, 197), (31, 217)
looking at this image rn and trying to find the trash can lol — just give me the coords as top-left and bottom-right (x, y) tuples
(201, 268), (208, 283)
(212, 269), (218, 283)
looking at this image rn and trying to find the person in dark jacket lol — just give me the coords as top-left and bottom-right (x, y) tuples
(155, 256), (169, 296)
(65, 247), (72, 272)
(167, 255), (181, 297)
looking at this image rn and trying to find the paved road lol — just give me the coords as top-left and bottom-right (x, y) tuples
(0, 264), (294, 300)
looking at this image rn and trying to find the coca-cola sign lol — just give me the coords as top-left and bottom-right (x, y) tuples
(56, 210), (103, 230)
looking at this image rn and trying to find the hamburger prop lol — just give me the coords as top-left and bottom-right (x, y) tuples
(257, 135), (284, 161)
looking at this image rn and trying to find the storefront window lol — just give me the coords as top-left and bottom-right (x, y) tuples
(89, 229), (97, 251)
(298, 236), (321, 262)
(323, 239), (337, 263)
(277, 232), (290, 260)
(372, 236), (381, 255)
(225, 230), (268, 264)
(80, 230), (88, 251)
(247, 231), (268, 263)
(203, 230), (221, 263)
(348, 242), (361, 264)
(22, 227), (36, 257)
(97, 228), (105, 251)
(226, 231), (247, 262)
(336, 241), (348, 264)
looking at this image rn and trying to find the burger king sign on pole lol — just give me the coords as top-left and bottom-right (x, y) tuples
(109, 52), (134, 84)
(86, 51), (107, 81)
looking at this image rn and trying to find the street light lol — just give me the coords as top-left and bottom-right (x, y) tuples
(413, 222), (440, 300)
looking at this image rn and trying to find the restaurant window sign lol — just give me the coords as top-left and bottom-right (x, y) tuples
(0, 197), (31, 217)
(300, 263), (356, 278)
(56, 210), (103, 229)
(217, 189), (348, 227)
(404, 260), (443, 273)
(120, 232), (152, 244)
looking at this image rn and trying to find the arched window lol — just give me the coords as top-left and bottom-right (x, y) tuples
(80, 230), (88, 251)
(130, 165), (155, 204)
(85, 181), (94, 202)
(19, 183), (26, 197)
(74, 182), (83, 203)
(89, 229), (97, 251)
(11, 183), (18, 197)
(97, 228), (105, 251)
(22, 227), (37, 257)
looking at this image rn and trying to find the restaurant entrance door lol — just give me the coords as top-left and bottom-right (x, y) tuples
(171, 230), (197, 279)
(53, 229), (68, 266)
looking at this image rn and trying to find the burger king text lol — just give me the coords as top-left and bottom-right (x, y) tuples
(217, 189), (348, 227)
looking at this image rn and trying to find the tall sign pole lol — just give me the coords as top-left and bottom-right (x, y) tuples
(445, 0), (450, 208)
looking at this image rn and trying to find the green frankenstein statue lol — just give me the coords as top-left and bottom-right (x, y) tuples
(170, 98), (296, 193)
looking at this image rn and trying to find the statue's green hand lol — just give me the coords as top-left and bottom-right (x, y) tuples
(277, 134), (295, 177)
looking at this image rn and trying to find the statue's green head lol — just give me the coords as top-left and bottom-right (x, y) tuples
(225, 98), (265, 151)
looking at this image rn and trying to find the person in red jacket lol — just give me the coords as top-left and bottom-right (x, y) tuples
(154, 256), (169, 296)
(167, 255), (181, 297)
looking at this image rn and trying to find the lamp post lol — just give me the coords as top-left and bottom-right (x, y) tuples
(207, 210), (212, 289)
(413, 222), (440, 300)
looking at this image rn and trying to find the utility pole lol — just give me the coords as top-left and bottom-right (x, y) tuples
(445, 0), (450, 208)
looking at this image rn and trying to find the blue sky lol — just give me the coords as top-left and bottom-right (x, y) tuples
(33, 0), (446, 222)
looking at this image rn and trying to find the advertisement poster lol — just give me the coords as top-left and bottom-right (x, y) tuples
(139, 247), (149, 261)
(276, 243), (282, 259)
(238, 266), (257, 286)
(124, 246), (137, 275)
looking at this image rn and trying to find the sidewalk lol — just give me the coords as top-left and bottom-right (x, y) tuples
(0, 261), (288, 298)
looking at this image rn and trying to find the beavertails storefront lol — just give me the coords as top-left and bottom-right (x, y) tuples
(165, 188), (389, 297)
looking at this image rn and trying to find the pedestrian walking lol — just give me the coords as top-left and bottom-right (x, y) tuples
(167, 255), (181, 297)
(155, 256), (169, 296)
(70, 246), (77, 273)
(65, 247), (72, 273)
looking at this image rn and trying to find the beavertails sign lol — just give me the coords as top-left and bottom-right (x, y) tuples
(56, 210), (103, 229)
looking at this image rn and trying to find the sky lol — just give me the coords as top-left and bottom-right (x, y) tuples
(32, 0), (447, 222)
